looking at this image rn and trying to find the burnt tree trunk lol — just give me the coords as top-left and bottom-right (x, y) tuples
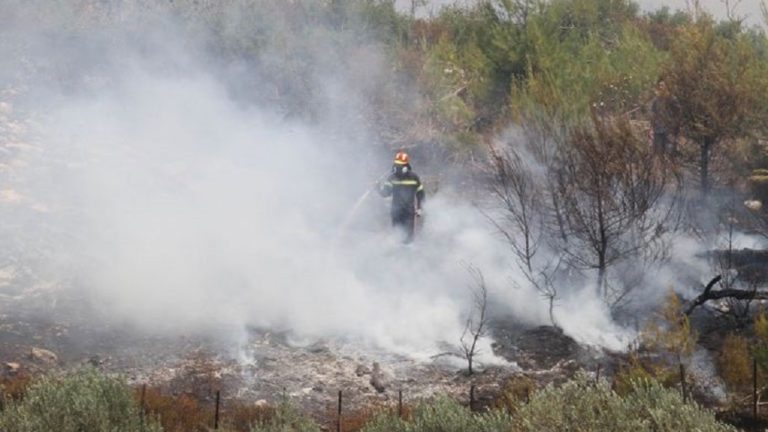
(700, 136), (714, 197)
(683, 275), (768, 315)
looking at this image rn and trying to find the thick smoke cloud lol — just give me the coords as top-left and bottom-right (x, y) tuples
(0, 0), (651, 363)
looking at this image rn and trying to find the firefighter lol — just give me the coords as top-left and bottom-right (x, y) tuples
(650, 78), (680, 155)
(377, 151), (425, 243)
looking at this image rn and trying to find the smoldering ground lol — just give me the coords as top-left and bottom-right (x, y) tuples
(0, 1), (680, 368)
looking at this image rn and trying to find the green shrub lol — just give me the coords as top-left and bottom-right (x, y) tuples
(517, 375), (637, 431)
(612, 353), (679, 396)
(0, 368), (163, 432)
(362, 375), (733, 432)
(624, 379), (734, 432)
(361, 397), (514, 432)
(516, 374), (735, 432)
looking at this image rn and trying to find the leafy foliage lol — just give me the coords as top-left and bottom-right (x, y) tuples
(516, 374), (735, 431)
(139, 386), (213, 432)
(512, 0), (663, 127)
(718, 333), (754, 395)
(362, 375), (734, 432)
(612, 352), (680, 397)
(642, 289), (698, 363)
(751, 309), (768, 378)
(0, 368), (162, 432)
(361, 396), (514, 432)
(662, 17), (768, 195)
(0, 368), (737, 432)
(248, 397), (321, 432)
(493, 375), (538, 413)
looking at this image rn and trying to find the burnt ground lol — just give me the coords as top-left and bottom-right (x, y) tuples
(5, 261), (766, 432)
(5, 246), (768, 419)
(0, 275), (611, 415)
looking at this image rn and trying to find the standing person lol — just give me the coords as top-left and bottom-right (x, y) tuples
(650, 78), (680, 155)
(377, 151), (425, 243)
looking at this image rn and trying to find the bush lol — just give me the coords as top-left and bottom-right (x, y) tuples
(139, 386), (212, 432)
(362, 375), (733, 432)
(612, 353), (679, 396)
(222, 400), (278, 432)
(718, 333), (754, 395)
(517, 375), (638, 431)
(0, 372), (32, 401)
(625, 379), (735, 432)
(0, 369), (735, 432)
(361, 397), (514, 432)
(516, 374), (735, 431)
(493, 375), (537, 414)
(248, 397), (321, 432)
(323, 401), (396, 432)
(0, 368), (162, 432)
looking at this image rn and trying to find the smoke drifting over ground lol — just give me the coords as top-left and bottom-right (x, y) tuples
(0, 1), (671, 363)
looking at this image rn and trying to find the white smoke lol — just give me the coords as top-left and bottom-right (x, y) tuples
(0, 0), (643, 363)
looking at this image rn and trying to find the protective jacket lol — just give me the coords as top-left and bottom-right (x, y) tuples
(378, 167), (425, 242)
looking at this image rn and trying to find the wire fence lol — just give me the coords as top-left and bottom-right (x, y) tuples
(133, 361), (764, 432)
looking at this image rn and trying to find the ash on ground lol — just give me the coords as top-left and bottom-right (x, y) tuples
(0, 272), (615, 414)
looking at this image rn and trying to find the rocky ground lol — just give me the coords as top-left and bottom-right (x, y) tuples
(0, 94), (759, 421)
(0, 271), (612, 415)
(0, 93), (615, 415)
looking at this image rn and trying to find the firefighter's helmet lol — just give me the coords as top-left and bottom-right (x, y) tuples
(394, 151), (410, 165)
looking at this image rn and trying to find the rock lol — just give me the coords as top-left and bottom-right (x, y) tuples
(4, 362), (20, 375)
(30, 347), (58, 364)
(355, 364), (370, 377)
(307, 343), (329, 354)
(370, 362), (386, 393)
(255, 399), (268, 408)
(370, 375), (386, 393)
(745, 200), (763, 211)
(552, 359), (580, 375)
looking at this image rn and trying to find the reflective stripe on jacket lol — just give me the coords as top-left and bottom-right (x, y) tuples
(378, 172), (425, 215)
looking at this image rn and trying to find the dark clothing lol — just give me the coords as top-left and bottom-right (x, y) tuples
(650, 95), (680, 154)
(652, 131), (670, 154)
(378, 168), (425, 243)
(391, 209), (417, 243)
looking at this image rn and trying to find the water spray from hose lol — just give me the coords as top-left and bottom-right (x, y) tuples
(337, 172), (390, 240)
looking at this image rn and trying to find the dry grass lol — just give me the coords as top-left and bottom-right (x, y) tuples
(174, 349), (222, 399)
(493, 375), (538, 413)
(136, 386), (214, 432)
(322, 398), (413, 432)
(135, 385), (285, 432)
(0, 372), (32, 401)
(222, 400), (278, 431)
(718, 334), (755, 395)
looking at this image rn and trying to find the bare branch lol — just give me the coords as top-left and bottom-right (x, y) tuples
(554, 112), (674, 301)
(482, 140), (562, 326)
(683, 275), (726, 315)
(762, 0), (768, 27)
(460, 265), (489, 375)
(721, 0), (744, 21)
